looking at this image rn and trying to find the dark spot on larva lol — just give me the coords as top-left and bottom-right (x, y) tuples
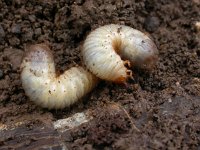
(49, 90), (51, 94)
(58, 80), (60, 83)
(117, 27), (122, 33)
(142, 40), (145, 43)
(45, 83), (47, 85)
(25, 59), (28, 62)
(93, 63), (95, 66)
(54, 90), (55, 91)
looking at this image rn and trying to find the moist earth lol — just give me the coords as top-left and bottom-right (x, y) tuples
(0, 0), (200, 149)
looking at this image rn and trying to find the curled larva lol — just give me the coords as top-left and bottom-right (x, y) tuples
(21, 44), (98, 109)
(82, 24), (158, 83)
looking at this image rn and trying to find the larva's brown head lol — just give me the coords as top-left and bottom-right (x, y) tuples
(21, 44), (55, 77)
(24, 44), (53, 64)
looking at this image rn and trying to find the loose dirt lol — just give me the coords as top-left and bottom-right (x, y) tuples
(0, 0), (199, 149)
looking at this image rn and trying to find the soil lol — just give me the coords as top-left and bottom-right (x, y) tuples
(0, 0), (200, 149)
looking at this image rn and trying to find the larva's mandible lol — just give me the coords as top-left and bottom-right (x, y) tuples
(82, 24), (158, 83)
(21, 44), (98, 109)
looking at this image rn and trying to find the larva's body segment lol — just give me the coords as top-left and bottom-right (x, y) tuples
(21, 44), (98, 109)
(82, 24), (158, 83)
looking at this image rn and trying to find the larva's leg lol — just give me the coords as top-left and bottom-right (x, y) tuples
(126, 70), (133, 80)
(123, 60), (131, 68)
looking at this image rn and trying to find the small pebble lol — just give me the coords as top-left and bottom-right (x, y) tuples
(168, 98), (172, 103)
(144, 16), (160, 32)
(195, 22), (200, 32)
(8, 37), (20, 46)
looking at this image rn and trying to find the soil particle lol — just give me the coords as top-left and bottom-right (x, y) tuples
(3, 48), (24, 70)
(0, 24), (5, 40)
(11, 23), (21, 34)
(0, 69), (3, 79)
(144, 16), (160, 32)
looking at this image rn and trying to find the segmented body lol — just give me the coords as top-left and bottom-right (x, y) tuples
(21, 24), (158, 109)
(82, 24), (158, 83)
(21, 44), (98, 109)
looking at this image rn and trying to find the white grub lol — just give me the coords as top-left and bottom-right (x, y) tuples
(53, 112), (92, 132)
(82, 24), (158, 83)
(21, 44), (98, 109)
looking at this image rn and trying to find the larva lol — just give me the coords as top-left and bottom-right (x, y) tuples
(21, 44), (98, 109)
(82, 24), (158, 83)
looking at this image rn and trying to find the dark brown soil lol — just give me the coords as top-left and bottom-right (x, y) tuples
(0, 0), (200, 149)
